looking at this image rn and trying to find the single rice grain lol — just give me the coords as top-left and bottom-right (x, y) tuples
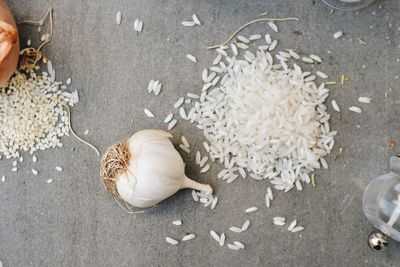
(192, 14), (201, 25)
(172, 220), (182, 226)
(219, 233), (225, 246)
(268, 21), (278, 32)
(210, 231), (220, 242)
(245, 207), (258, 213)
(331, 100), (340, 112)
(186, 53), (197, 63)
(200, 164), (211, 173)
(144, 108), (155, 118)
(182, 21), (196, 27)
(164, 113), (173, 123)
(182, 234), (196, 241)
(167, 119), (177, 130)
(333, 31), (343, 39)
(242, 220), (250, 231)
(291, 226), (304, 233)
(349, 106), (362, 113)
(230, 226), (242, 233)
(358, 96), (372, 104)
(287, 220), (297, 231)
(166, 237), (179, 245)
(116, 11), (122, 25)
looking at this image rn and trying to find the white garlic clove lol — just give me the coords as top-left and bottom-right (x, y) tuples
(101, 129), (213, 209)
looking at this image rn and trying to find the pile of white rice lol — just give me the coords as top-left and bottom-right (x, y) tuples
(0, 64), (78, 159)
(191, 45), (336, 191)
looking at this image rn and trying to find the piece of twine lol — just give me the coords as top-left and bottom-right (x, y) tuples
(206, 17), (299, 49)
(19, 8), (53, 68)
(63, 104), (100, 157)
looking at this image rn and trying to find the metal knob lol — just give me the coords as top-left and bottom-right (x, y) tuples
(368, 230), (389, 251)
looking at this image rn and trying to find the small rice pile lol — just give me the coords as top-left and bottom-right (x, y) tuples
(0, 63), (78, 159)
(191, 46), (336, 191)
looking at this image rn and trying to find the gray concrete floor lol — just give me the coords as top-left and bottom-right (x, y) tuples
(1, 0), (400, 266)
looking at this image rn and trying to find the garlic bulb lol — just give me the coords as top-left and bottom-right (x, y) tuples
(100, 129), (213, 208)
(0, 0), (19, 85)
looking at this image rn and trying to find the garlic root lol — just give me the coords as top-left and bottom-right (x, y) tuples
(182, 176), (213, 193)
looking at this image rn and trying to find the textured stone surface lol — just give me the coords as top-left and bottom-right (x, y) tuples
(1, 0), (400, 266)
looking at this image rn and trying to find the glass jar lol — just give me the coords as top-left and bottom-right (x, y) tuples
(363, 156), (400, 242)
(322, 0), (376, 11)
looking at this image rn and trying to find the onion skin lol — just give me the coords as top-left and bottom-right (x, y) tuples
(0, 0), (19, 85)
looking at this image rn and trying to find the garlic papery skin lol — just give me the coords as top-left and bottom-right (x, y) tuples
(100, 129), (213, 208)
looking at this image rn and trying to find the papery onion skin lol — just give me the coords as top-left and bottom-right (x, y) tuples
(0, 0), (19, 85)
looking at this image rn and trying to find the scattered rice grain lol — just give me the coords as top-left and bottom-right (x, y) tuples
(179, 144), (191, 154)
(210, 231), (220, 242)
(233, 241), (245, 249)
(245, 207), (258, 213)
(192, 190), (199, 201)
(213, 54), (222, 65)
(237, 42), (249, 50)
(174, 97), (184, 109)
(291, 226), (304, 233)
(200, 164), (211, 173)
(269, 40), (278, 51)
(164, 113), (173, 123)
(211, 197), (218, 209)
(182, 21), (196, 27)
(302, 57), (313, 63)
(186, 53), (197, 63)
(167, 119), (177, 130)
(287, 219), (297, 231)
(310, 54), (322, 63)
(181, 136), (190, 148)
(115, 11), (122, 25)
(192, 14), (201, 25)
(182, 234), (196, 241)
(230, 226), (242, 233)
(166, 237), (179, 245)
(144, 108), (155, 118)
(316, 71), (328, 79)
(333, 31), (343, 39)
(249, 34), (262, 40)
(237, 35), (250, 43)
(358, 96), (372, 104)
(199, 156), (208, 168)
(268, 21), (278, 32)
(172, 220), (182, 226)
(265, 34), (272, 44)
(32, 169), (38, 176)
(179, 107), (188, 120)
(241, 220), (250, 231)
(219, 233), (225, 246)
(227, 244), (240, 250)
(349, 106), (362, 113)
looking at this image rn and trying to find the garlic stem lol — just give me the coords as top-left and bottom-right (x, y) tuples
(182, 176), (213, 193)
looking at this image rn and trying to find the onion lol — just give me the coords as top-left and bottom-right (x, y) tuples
(0, 0), (19, 85)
